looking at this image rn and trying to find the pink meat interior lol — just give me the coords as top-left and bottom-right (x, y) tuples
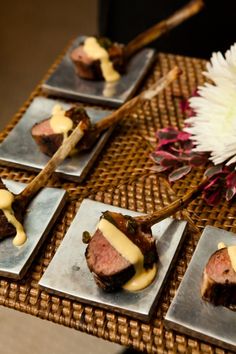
(206, 248), (236, 284)
(31, 119), (54, 136)
(87, 229), (130, 276)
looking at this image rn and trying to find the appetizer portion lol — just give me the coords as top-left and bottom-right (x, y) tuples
(31, 105), (93, 156)
(70, 0), (203, 82)
(84, 211), (158, 292)
(201, 243), (236, 308)
(84, 178), (207, 292)
(31, 67), (181, 157)
(1, 119), (88, 247)
(0, 179), (25, 246)
(70, 37), (125, 82)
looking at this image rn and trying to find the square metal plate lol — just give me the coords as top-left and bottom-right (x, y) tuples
(42, 36), (156, 108)
(164, 226), (236, 352)
(0, 179), (67, 279)
(39, 199), (187, 322)
(0, 96), (113, 182)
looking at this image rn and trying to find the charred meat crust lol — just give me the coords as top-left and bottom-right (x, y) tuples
(32, 127), (63, 156)
(0, 209), (16, 239)
(31, 106), (91, 157)
(101, 211), (158, 268)
(202, 272), (236, 306)
(70, 40), (126, 81)
(93, 266), (135, 292)
(201, 248), (236, 307)
(71, 54), (104, 81)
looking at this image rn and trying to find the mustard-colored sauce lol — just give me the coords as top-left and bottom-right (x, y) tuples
(83, 37), (120, 82)
(228, 245), (236, 273)
(0, 189), (27, 246)
(217, 242), (236, 273)
(49, 105), (73, 139)
(218, 242), (226, 249)
(0, 189), (14, 209)
(123, 263), (157, 292)
(103, 82), (117, 98)
(97, 218), (157, 291)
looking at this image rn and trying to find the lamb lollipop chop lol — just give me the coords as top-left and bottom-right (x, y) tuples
(31, 105), (91, 157)
(84, 179), (208, 292)
(201, 242), (236, 308)
(70, 37), (125, 82)
(0, 118), (89, 247)
(31, 66), (180, 157)
(70, 0), (204, 82)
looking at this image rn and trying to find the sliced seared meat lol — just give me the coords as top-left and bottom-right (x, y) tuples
(85, 229), (135, 291)
(31, 119), (64, 157)
(84, 211), (158, 292)
(70, 45), (102, 80)
(31, 106), (91, 157)
(201, 247), (236, 307)
(70, 37), (125, 81)
(101, 211), (158, 268)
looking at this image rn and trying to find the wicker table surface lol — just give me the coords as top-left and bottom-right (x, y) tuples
(0, 51), (235, 354)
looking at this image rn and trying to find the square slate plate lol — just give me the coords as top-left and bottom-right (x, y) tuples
(164, 226), (236, 352)
(39, 199), (187, 322)
(42, 35), (155, 108)
(0, 96), (113, 182)
(0, 179), (67, 279)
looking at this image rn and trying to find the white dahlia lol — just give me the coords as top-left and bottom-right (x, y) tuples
(185, 43), (236, 166)
(204, 44), (236, 85)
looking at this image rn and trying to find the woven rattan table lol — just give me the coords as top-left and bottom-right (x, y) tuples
(0, 50), (234, 354)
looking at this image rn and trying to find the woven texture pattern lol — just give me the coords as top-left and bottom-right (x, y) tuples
(0, 52), (234, 354)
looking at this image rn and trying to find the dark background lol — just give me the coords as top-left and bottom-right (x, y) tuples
(99, 0), (236, 58)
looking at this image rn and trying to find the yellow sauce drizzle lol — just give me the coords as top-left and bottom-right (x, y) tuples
(228, 245), (236, 273)
(218, 242), (226, 249)
(217, 242), (236, 273)
(97, 218), (157, 291)
(103, 82), (117, 97)
(49, 105), (73, 140)
(0, 189), (27, 246)
(83, 37), (120, 82)
(122, 264), (157, 292)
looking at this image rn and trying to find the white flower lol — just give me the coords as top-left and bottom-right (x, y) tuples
(204, 44), (236, 86)
(185, 43), (236, 166)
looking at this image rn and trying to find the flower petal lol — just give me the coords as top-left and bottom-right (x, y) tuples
(177, 131), (191, 141)
(204, 164), (223, 178)
(150, 153), (163, 164)
(155, 150), (178, 160)
(203, 189), (222, 205)
(189, 154), (208, 167)
(149, 165), (169, 173)
(204, 177), (220, 191)
(226, 186), (236, 201)
(161, 158), (179, 168)
(226, 171), (236, 188)
(157, 128), (179, 146)
(168, 165), (192, 182)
